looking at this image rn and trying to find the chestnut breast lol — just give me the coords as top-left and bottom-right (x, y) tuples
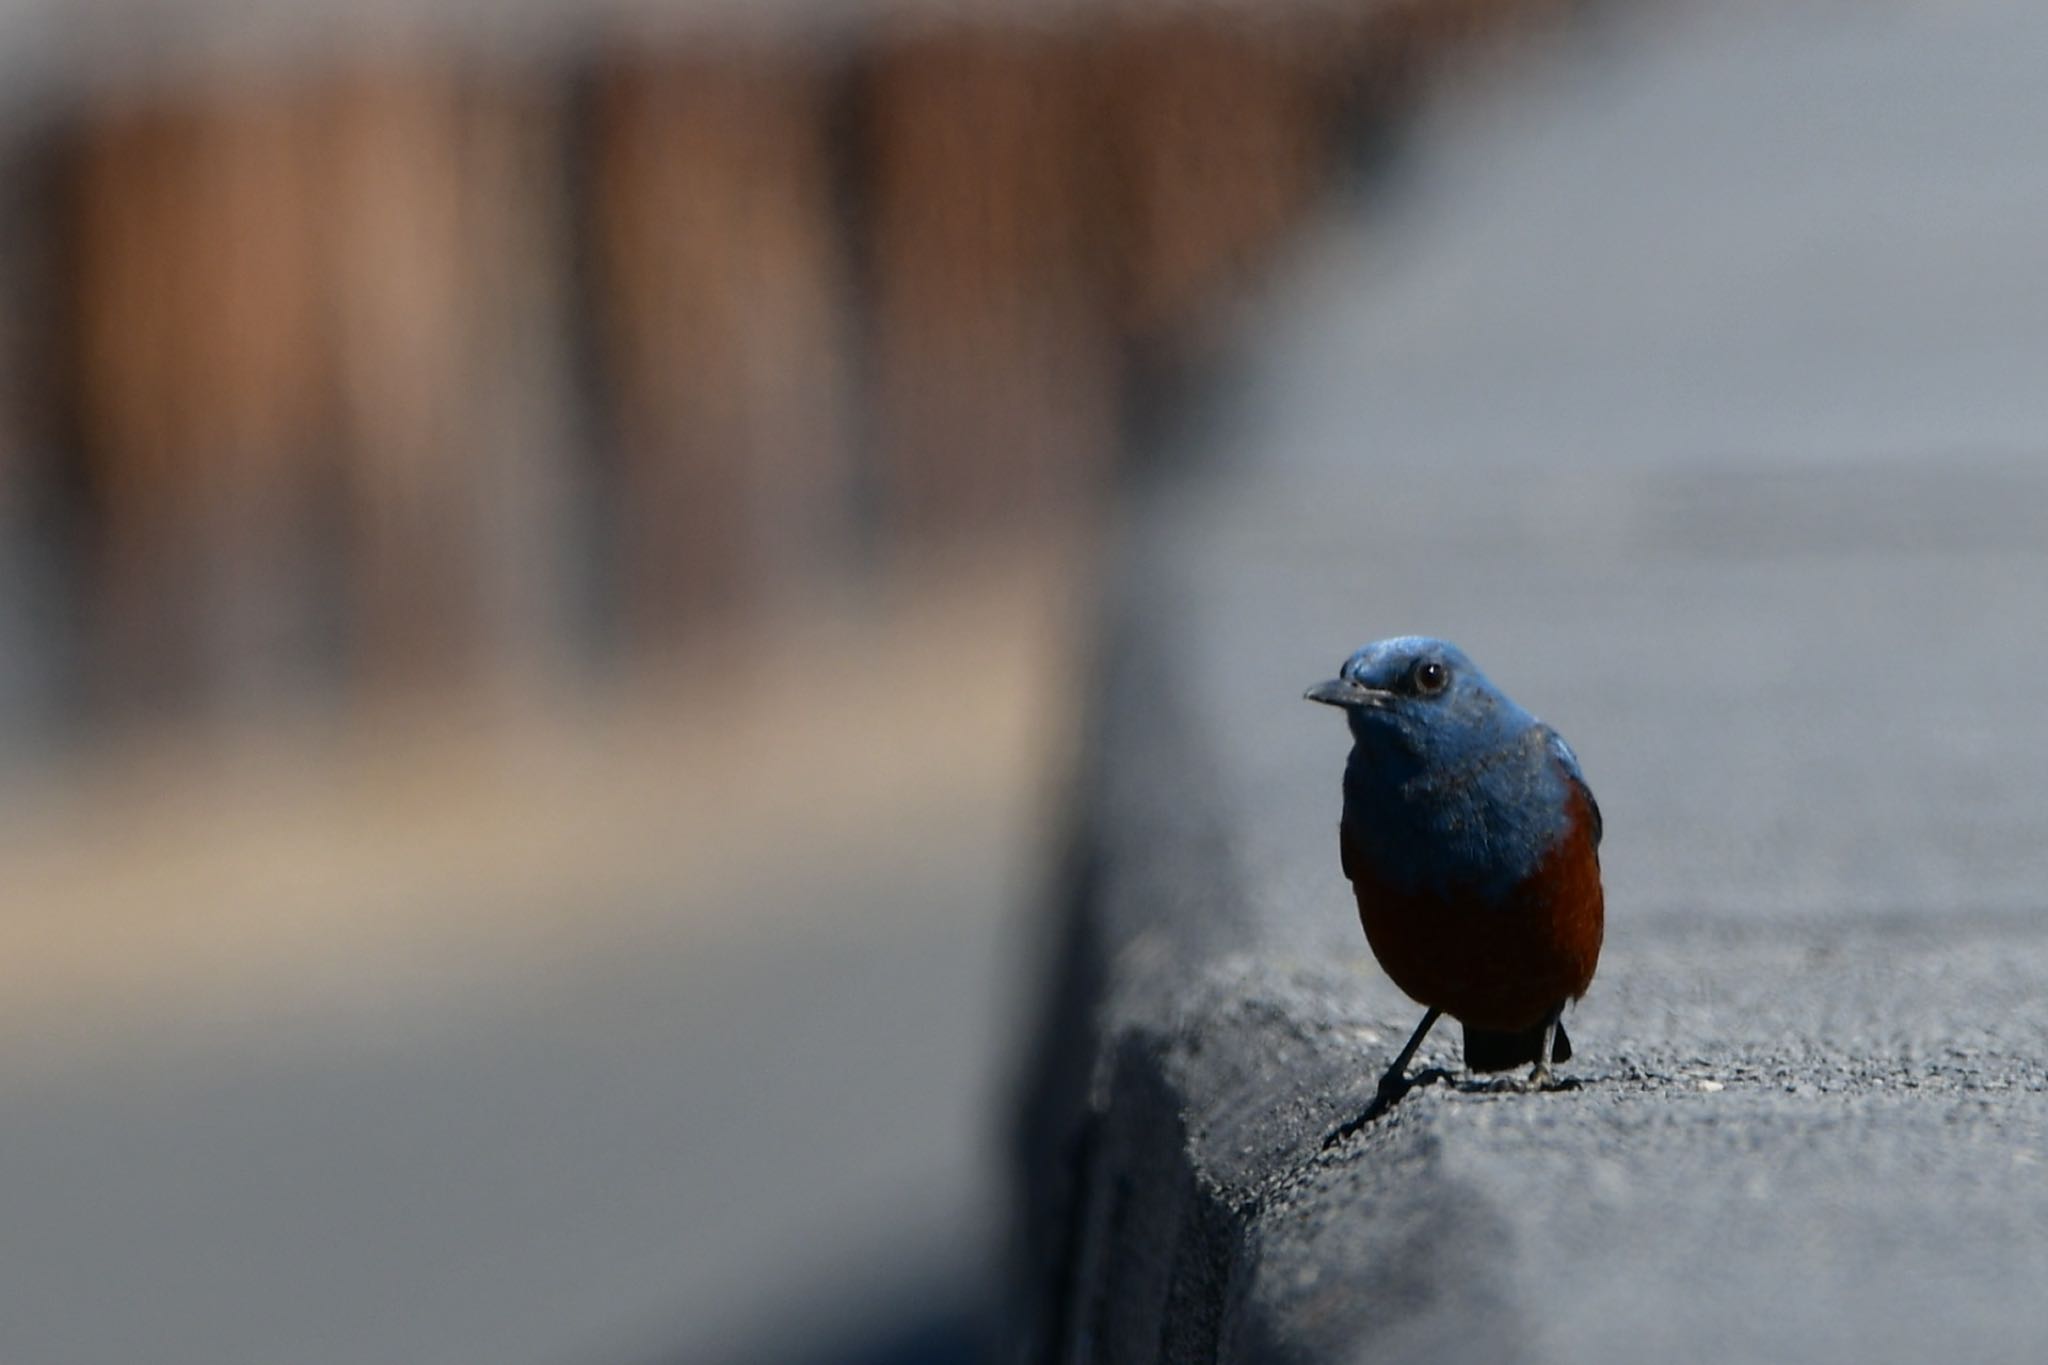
(1343, 781), (1603, 1030)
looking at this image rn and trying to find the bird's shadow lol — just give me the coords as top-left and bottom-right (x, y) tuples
(1321, 1069), (1585, 1148)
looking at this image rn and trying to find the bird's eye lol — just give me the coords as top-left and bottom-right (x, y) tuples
(1413, 660), (1449, 695)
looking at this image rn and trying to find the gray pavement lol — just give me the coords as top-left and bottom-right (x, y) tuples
(0, 562), (1072, 1365)
(0, 856), (1009, 1365)
(1023, 3), (2048, 1361)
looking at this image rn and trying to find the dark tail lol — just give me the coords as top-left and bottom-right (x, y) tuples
(1462, 1016), (1572, 1073)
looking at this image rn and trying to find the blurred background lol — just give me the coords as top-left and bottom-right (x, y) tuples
(9, 0), (2038, 1362)
(0, 3), (1576, 1363)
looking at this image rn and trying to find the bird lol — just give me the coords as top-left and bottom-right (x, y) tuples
(1304, 637), (1603, 1130)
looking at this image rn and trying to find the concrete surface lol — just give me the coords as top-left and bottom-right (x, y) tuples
(1017, 4), (2048, 1362)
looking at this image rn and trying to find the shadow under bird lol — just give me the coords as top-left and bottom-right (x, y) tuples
(1305, 637), (1604, 1136)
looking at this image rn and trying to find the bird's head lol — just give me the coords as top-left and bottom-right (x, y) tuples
(1303, 636), (1532, 762)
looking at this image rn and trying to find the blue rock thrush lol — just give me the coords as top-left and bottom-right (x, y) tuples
(1305, 637), (1604, 1129)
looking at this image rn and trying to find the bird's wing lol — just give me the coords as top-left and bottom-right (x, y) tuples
(1541, 725), (1603, 850)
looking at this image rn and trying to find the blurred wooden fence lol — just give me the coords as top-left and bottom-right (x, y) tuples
(0, 1), (1569, 733)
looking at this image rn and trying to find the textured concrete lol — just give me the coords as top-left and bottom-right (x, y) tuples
(1017, 5), (2048, 1362)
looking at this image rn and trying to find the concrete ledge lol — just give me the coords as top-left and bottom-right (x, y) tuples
(1008, 6), (2048, 1345)
(1013, 465), (2048, 1363)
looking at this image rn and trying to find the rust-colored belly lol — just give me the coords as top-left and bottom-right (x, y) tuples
(1346, 795), (1604, 1031)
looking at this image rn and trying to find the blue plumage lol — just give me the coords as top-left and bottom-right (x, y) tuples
(1326, 637), (1593, 901)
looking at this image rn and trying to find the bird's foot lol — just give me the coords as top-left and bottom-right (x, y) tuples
(1321, 1067), (1454, 1148)
(1499, 1066), (1582, 1094)
(1464, 1068), (1584, 1096)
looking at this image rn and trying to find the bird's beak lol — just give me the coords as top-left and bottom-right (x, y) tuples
(1303, 677), (1394, 710)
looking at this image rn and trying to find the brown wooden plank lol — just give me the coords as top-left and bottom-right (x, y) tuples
(67, 85), (326, 714)
(590, 53), (854, 648)
(865, 29), (1118, 545)
(1096, 16), (1340, 347)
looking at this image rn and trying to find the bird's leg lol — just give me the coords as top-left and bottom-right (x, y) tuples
(1526, 1012), (1558, 1089)
(1524, 1005), (1578, 1091)
(1378, 1006), (1444, 1106)
(1325, 1007), (1443, 1146)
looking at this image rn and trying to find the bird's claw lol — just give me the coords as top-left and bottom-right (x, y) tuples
(1321, 1068), (1453, 1148)
(1483, 1069), (1582, 1095)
